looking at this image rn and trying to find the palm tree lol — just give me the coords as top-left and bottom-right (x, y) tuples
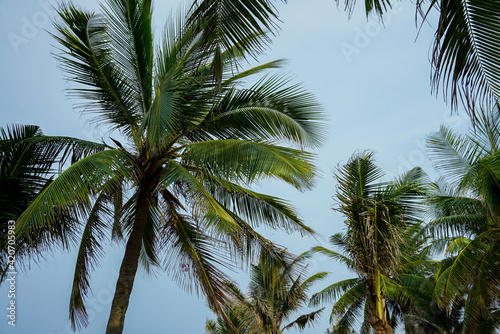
(426, 109), (500, 332)
(15, 1), (324, 333)
(309, 152), (427, 334)
(0, 124), (100, 281)
(206, 251), (327, 334)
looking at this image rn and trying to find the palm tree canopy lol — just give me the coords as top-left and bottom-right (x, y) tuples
(207, 250), (327, 334)
(334, 151), (427, 276)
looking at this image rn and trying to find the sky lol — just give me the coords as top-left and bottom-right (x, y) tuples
(0, 0), (472, 333)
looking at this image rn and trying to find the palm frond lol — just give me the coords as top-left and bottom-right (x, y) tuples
(310, 246), (355, 270)
(52, 3), (142, 135)
(330, 286), (366, 333)
(427, 125), (478, 187)
(202, 73), (325, 148)
(426, 0), (500, 114)
(180, 139), (317, 190)
(102, 0), (154, 113)
(198, 173), (313, 234)
(161, 203), (236, 333)
(434, 229), (500, 303)
(301, 271), (330, 291)
(69, 188), (114, 330)
(283, 307), (325, 330)
(164, 161), (241, 237)
(16, 149), (132, 244)
(309, 278), (362, 307)
(335, 0), (396, 18)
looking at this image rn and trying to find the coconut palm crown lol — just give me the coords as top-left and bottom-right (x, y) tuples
(310, 152), (427, 334)
(206, 251), (327, 334)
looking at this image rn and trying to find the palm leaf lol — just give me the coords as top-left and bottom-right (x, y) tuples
(16, 149), (132, 240)
(198, 173), (313, 234)
(102, 0), (154, 113)
(203, 73), (325, 148)
(425, 0), (500, 114)
(161, 203), (236, 333)
(180, 139), (317, 190)
(69, 188), (115, 330)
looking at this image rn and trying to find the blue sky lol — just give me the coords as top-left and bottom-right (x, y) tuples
(0, 0), (471, 333)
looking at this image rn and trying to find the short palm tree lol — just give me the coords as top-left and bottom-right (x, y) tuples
(426, 109), (500, 332)
(15, 1), (324, 333)
(206, 251), (327, 334)
(310, 152), (427, 334)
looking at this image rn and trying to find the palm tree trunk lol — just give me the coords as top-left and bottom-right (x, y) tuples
(105, 185), (152, 334)
(369, 272), (392, 334)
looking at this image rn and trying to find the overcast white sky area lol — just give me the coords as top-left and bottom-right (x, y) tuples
(0, 0), (472, 333)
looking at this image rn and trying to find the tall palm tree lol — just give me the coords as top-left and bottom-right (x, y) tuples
(426, 109), (500, 333)
(0, 124), (100, 281)
(207, 251), (327, 334)
(310, 152), (427, 334)
(15, 1), (324, 333)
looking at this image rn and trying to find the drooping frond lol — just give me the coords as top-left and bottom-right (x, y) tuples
(329, 282), (367, 331)
(424, 0), (500, 115)
(160, 202), (236, 333)
(434, 228), (500, 304)
(283, 307), (325, 330)
(199, 174), (312, 234)
(16, 149), (132, 244)
(0, 125), (106, 283)
(69, 185), (118, 330)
